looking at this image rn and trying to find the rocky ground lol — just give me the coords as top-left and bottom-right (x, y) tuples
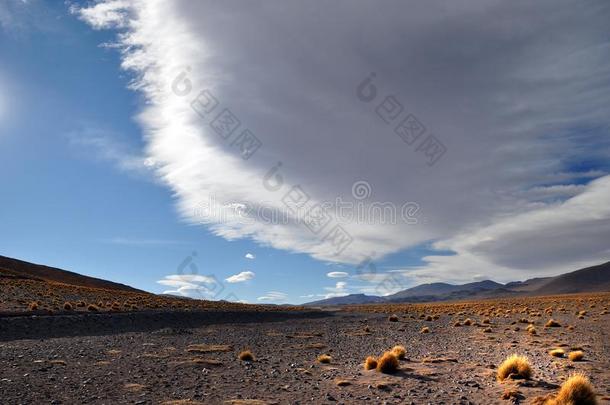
(1, 294), (609, 404)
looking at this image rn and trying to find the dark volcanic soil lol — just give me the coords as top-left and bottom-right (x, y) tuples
(1, 300), (609, 405)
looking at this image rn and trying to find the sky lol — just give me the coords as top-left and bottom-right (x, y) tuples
(1, 0), (609, 304)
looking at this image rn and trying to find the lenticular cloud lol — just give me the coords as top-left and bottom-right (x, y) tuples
(76, 1), (610, 280)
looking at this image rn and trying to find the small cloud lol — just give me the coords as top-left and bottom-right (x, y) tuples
(156, 274), (219, 298)
(244, 253), (256, 260)
(326, 271), (348, 278)
(257, 291), (288, 302)
(225, 271), (255, 283)
(322, 281), (349, 299)
(165, 274), (216, 283)
(300, 294), (315, 298)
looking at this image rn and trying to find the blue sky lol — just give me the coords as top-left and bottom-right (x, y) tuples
(1, 1), (609, 304)
(0, 1), (433, 304)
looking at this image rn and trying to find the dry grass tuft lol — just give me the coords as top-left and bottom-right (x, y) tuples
(364, 356), (378, 370)
(497, 354), (532, 381)
(28, 302), (38, 311)
(545, 319), (562, 327)
(421, 326), (430, 333)
(454, 321), (462, 327)
(463, 318), (473, 325)
(87, 304), (99, 312)
(63, 302), (73, 311)
(568, 351), (584, 362)
(238, 350), (254, 361)
(317, 354), (332, 364)
(388, 314), (399, 322)
(376, 351), (399, 374)
(549, 348), (565, 358)
(551, 373), (597, 405)
(391, 345), (406, 360)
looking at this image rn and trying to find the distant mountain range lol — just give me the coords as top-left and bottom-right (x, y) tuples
(303, 261), (610, 306)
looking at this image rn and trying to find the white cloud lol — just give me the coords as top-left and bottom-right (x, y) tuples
(321, 281), (349, 299)
(326, 271), (348, 278)
(72, 0), (130, 29)
(404, 175), (610, 283)
(225, 271), (255, 283)
(164, 274), (216, 283)
(76, 1), (610, 279)
(257, 291), (288, 302)
(244, 253), (255, 260)
(156, 274), (219, 298)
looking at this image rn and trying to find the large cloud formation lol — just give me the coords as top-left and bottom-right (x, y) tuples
(76, 0), (610, 282)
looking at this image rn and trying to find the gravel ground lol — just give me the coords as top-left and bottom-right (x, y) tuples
(1, 303), (609, 405)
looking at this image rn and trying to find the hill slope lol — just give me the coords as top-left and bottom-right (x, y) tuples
(304, 294), (385, 306)
(0, 255), (143, 293)
(533, 261), (610, 294)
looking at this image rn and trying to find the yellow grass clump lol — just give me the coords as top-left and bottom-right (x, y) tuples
(364, 356), (378, 370)
(549, 348), (565, 358)
(391, 345), (406, 360)
(376, 351), (399, 374)
(545, 319), (562, 327)
(238, 350), (254, 361)
(497, 354), (532, 381)
(568, 351), (584, 362)
(550, 373), (597, 405)
(317, 354), (332, 364)
(421, 326), (430, 333)
(388, 314), (399, 322)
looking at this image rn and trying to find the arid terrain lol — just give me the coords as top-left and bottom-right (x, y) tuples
(1, 292), (609, 404)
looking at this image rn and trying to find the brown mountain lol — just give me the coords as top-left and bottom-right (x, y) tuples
(532, 261), (610, 295)
(0, 255), (143, 293)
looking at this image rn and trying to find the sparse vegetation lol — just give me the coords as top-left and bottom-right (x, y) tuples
(63, 302), (73, 311)
(549, 348), (565, 358)
(497, 354), (532, 381)
(545, 373), (598, 405)
(391, 345), (406, 360)
(388, 314), (399, 322)
(364, 356), (377, 370)
(238, 350), (254, 361)
(545, 319), (561, 327)
(376, 351), (399, 374)
(317, 354), (331, 364)
(421, 326), (430, 333)
(568, 351), (584, 362)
